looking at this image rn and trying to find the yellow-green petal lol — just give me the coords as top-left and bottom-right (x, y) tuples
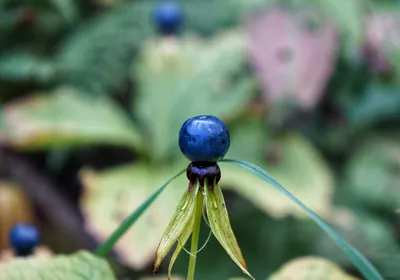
(205, 184), (254, 280)
(153, 183), (199, 272)
(167, 208), (195, 279)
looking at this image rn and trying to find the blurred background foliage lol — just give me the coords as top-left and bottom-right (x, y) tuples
(0, 0), (400, 279)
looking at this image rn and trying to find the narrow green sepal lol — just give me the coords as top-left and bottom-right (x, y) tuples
(168, 208), (195, 279)
(205, 183), (254, 280)
(153, 183), (199, 272)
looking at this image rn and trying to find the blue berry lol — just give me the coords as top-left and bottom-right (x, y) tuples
(179, 115), (230, 162)
(152, 1), (183, 35)
(9, 223), (40, 256)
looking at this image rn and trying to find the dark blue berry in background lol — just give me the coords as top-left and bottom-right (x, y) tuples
(152, 1), (183, 35)
(179, 115), (230, 163)
(9, 223), (40, 256)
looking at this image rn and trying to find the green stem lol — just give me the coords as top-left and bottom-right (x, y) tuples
(187, 189), (204, 280)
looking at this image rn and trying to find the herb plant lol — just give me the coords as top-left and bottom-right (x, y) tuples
(96, 115), (384, 280)
(0, 0), (399, 279)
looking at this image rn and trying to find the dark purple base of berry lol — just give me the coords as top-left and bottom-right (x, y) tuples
(186, 161), (221, 190)
(16, 248), (33, 257)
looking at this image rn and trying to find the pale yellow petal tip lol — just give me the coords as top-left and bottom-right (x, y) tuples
(153, 259), (161, 273)
(242, 268), (255, 280)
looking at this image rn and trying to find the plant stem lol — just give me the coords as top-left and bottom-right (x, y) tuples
(187, 189), (204, 280)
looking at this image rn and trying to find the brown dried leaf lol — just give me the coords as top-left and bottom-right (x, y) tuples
(0, 181), (35, 251)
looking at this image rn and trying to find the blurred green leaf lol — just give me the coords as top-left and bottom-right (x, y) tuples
(139, 277), (184, 280)
(56, 0), (241, 96)
(344, 136), (400, 210)
(223, 129), (334, 219)
(0, 86), (143, 150)
(317, 210), (400, 280)
(228, 0), (274, 13)
(80, 163), (188, 269)
(268, 257), (359, 280)
(0, 53), (57, 84)
(55, 1), (154, 96)
(347, 84), (400, 129)
(49, 0), (79, 23)
(0, 251), (116, 280)
(316, 0), (364, 46)
(226, 116), (268, 163)
(222, 159), (384, 280)
(133, 31), (256, 161)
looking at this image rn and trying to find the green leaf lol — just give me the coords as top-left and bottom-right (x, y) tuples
(49, 0), (79, 23)
(316, 0), (363, 46)
(224, 132), (334, 219)
(0, 251), (116, 280)
(205, 184), (254, 280)
(139, 277), (184, 280)
(56, 0), (240, 96)
(0, 52), (56, 84)
(55, 1), (154, 96)
(343, 136), (400, 210)
(0, 86), (143, 150)
(82, 164), (186, 268)
(317, 210), (400, 279)
(228, 0), (275, 13)
(268, 257), (359, 280)
(132, 30), (256, 161)
(154, 183), (199, 272)
(226, 116), (268, 163)
(347, 84), (400, 130)
(221, 159), (384, 280)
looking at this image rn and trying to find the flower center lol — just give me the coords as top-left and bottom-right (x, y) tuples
(186, 162), (221, 190)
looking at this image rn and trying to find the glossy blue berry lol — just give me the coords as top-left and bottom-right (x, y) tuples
(152, 1), (183, 35)
(9, 223), (40, 256)
(179, 115), (230, 162)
